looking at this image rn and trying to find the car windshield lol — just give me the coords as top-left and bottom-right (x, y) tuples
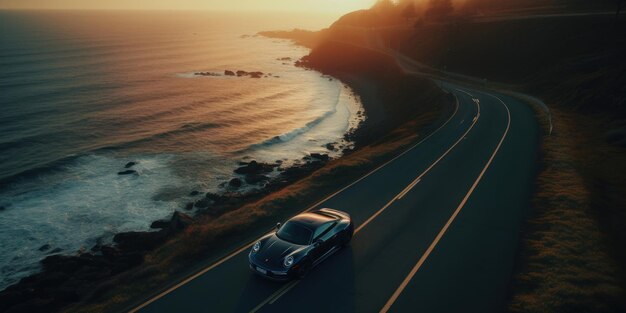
(276, 221), (312, 245)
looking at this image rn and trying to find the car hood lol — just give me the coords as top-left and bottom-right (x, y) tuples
(253, 235), (304, 268)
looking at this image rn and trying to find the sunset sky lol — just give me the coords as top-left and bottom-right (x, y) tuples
(0, 0), (376, 13)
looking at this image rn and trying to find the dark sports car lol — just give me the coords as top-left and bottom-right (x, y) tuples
(249, 208), (354, 280)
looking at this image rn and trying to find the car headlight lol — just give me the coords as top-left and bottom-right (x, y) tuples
(252, 241), (261, 253)
(283, 255), (294, 268)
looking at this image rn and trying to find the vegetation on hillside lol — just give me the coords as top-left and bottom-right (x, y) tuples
(331, 1), (626, 311)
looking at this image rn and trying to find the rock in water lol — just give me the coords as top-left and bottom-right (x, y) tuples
(205, 192), (224, 202)
(150, 220), (169, 229)
(118, 170), (138, 175)
(194, 198), (211, 208)
(310, 153), (330, 162)
(229, 178), (242, 188)
(39, 244), (51, 251)
(151, 211), (194, 233)
(189, 190), (200, 196)
(169, 211), (193, 232)
(124, 161), (137, 168)
(113, 231), (167, 251)
(234, 160), (276, 175)
(245, 174), (269, 185)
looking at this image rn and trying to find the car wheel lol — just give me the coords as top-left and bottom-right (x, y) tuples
(297, 261), (311, 279)
(341, 228), (353, 247)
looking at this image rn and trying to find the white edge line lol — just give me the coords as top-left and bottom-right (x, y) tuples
(129, 92), (461, 313)
(379, 92), (512, 313)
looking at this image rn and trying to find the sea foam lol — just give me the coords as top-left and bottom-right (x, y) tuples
(0, 154), (182, 290)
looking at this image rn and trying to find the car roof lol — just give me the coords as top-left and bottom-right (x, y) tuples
(289, 212), (337, 229)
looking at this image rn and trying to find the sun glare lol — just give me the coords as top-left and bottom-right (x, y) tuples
(0, 0), (376, 13)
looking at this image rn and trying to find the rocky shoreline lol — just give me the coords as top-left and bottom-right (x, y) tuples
(0, 143), (350, 313)
(194, 69), (280, 79)
(0, 23), (444, 313)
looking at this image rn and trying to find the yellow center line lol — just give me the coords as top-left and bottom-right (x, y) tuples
(268, 281), (300, 305)
(396, 178), (420, 200)
(379, 91), (512, 313)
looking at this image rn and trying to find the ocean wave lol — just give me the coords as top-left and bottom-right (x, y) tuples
(0, 122), (219, 186)
(247, 94), (340, 150)
(0, 153), (184, 291)
(0, 154), (83, 189)
(100, 122), (220, 151)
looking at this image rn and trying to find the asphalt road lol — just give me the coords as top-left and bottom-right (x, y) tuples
(131, 80), (539, 313)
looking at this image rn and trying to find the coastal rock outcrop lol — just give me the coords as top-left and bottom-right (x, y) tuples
(277, 159), (326, 182)
(168, 211), (194, 232)
(310, 153), (330, 162)
(194, 198), (211, 209)
(245, 174), (269, 185)
(224, 70), (265, 79)
(234, 160), (275, 175)
(113, 231), (167, 252)
(194, 72), (221, 77)
(229, 178), (243, 188)
(150, 211), (194, 233)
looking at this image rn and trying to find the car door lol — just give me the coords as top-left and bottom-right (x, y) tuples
(310, 222), (336, 262)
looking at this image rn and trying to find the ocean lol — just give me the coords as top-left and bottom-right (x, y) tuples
(0, 10), (363, 290)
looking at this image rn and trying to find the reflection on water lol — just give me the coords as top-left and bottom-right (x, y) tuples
(0, 10), (363, 290)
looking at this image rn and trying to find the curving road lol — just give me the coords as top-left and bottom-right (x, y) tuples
(130, 79), (539, 313)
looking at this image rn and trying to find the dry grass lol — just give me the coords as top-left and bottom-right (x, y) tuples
(509, 108), (626, 313)
(67, 108), (444, 313)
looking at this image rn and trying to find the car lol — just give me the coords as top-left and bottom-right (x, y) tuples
(248, 208), (354, 281)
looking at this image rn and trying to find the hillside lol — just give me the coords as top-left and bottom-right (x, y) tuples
(298, 5), (626, 312)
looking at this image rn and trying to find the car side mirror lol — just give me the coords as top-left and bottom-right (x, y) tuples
(276, 222), (281, 230)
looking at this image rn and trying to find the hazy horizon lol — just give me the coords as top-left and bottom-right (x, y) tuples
(0, 0), (375, 14)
